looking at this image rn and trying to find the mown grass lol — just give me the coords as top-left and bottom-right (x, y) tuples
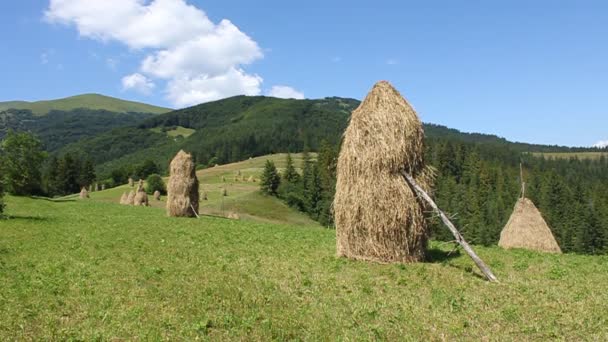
(1, 196), (607, 340)
(150, 126), (196, 138)
(90, 153), (318, 226)
(532, 152), (608, 160)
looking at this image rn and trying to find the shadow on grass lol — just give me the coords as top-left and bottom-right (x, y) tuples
(3, 215), (52, 222)
(29, 196), (76, 203)
(426, 247), (462, 263)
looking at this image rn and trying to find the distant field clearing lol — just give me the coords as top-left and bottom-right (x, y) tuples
(151, 126), (196, 138)
(532, 152), (608, 160)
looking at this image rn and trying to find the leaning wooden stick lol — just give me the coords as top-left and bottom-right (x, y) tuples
(402, 171), (499, 282)
(190, 204), (200, 219)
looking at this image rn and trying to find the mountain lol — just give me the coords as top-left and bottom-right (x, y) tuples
(0, 93), (170, 116)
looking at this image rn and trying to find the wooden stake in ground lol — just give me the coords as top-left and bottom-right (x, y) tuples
(402, 171), (499, 283)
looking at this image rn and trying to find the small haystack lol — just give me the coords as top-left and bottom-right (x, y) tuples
(226, 212), (240, 220)
(201, 191), (208, 201)
(134, 191), (149, 206)
(126, 190), (136, 205)
(499, 197), (562, 253)
(79, 187), (89, 199)
(101, 184), (106, 191)
(222, 188), (228, 197)
(119, 192), (128, 204)
(153, 190), (161, 201)
(166, 150), (199, 217)
(334, 81), (433, 263)
(128, 178), (134, 187)
(247, 175), (254, 182)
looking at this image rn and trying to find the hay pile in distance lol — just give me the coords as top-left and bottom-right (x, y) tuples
(153, 190), (161, 201)
(166, 150), (199, 217)
(126, 190), (136, 205)
(79, 187), (89, 199)
(498, 198), (562, 253)
(128, 178), (134, 187)
(119, 192), (128, 205)
(334, 80), (434, 263)
(134, 191), (149, 206)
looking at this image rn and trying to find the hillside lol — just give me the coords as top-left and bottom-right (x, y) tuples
(90, 153), (318, 226)
(55, 95), (604, 178)
(1, 195), (607, 340)
(0, 93), (170, 116)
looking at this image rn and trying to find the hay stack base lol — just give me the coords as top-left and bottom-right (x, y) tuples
(134, 191), (149, 206)
(334, 81), (433, 263)
(126, 190), (136, 205)
(79, 187), (89, 199)
(119, 192), (128, 205)
(499, 198), (562, 253)
(167, 150), (199, 217)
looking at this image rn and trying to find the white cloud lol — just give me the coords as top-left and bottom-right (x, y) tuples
(167, 68), (262, 107)
(267, 85), (305, 99)
(593, 140), (608, 148)
(46, 0), (264, 107)
(121, 73), (155, 95)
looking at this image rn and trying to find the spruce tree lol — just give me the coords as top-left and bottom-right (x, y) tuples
(260, 160), (281, 195)
(282, 153), (299, 183)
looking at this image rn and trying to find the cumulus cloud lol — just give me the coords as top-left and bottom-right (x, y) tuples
(594, 140), (608, 148)
(267, 86), (305, 99)
(121, 73), (155, 95)
(46, 0), (264, 106)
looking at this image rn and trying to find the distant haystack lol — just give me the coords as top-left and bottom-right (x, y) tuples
(201, 191), (208, 201)
(153, 190), (161, 201)
(119, 192), (128, 205)
(101, 184), (106, 191)
(247, 176), (254, 182)
(166, 150), (199, 217)
(128, 178), (134, 187)
(334, 81), (433, 263)
(222, 188), (228, 197)
(226, 212), (240, 220)
(79, 187), (89, 199)
(136, 179), (144, 192)
(499, 198), (562, 253)
(126, 190), (136, 205)
(134, 190), (149, 207)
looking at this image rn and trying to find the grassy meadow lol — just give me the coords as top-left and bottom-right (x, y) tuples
(1, 195), (608, 340)
(532, 151), (608, 160)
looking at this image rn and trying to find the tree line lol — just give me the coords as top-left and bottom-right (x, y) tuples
(261, 139), (608, 254)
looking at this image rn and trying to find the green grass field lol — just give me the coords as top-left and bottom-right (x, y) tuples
(150, 126), (196, 138)
(1, 195), (607, 340)
(0, 93), (170, 116)
(532, 152), (608, 160)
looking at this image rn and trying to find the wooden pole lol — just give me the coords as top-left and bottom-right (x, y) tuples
(401, 171), (498, 282)
(190, 204), (200, 219)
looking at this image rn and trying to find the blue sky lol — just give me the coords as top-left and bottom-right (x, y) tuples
(1, 1), (607, 147)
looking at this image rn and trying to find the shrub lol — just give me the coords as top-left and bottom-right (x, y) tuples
(146, 174), (166, 195)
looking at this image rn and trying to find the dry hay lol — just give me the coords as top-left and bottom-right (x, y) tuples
(126, 190), (136, 205)
(128, 177), (134, 187)
(247, 175), (254, 182)
(136, 179), (144, 192)
(166, 150), (199, 217)
(119, 192), (128, 205)
(153, 190), (161, 201)
(226, 212), (240, 220)
(498, 197), (562, 253)
(201, 191), (208, 201)
(334, 81), (434, 263)
(79, 187), (89, 199)
(134, 190), (149, 207)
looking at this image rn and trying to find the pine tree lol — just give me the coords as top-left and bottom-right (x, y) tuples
(260, 160), (281, 195)
(282, 153), (299, 183)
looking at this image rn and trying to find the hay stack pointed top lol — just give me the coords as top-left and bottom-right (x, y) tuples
(167, 150), (199, 217)
(334, 80), (433, 263)
(342, 80), (425, 173)
(499, 197), (562, 253)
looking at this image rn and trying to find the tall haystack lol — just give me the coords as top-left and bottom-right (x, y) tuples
(126, 190), (136, 205)
(499, 197), (562, 253)
(128, 178), (134, 187)
(79, 187), (89, 199)
(334, 81), (434, 263)
(167, 150), (199, 217)
(134, 191), (149, 206)
(119, 192), (128, 205)
(153, 190), (161, 201)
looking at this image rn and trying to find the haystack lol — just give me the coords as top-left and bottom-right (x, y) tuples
(134, 190), (149, 206)
(153, 190), (161, 201)
(128, 178), (134, 187)
(126, 190), (136, 205)
(79, 187), (89, 199)
(222, 188), (228, 197)
(498, 197), (562, 253)
(334, 81), (434, 263)
(201, 191), (208, 201)
(119, 192), (128, 205)
(166, 150), (199, 217)
(247, 176), (254, 182)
